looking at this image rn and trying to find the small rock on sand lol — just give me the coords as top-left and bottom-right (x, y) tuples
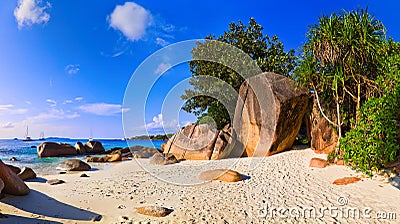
(136, 206), (173, 217)
(149, 153), (177, 165)
(333, 177), (361, 185)
(57, 159), (91, 171)
(47, 179), (65, 185)
(80, 173), (89, 177)
(309, 158), (329, 168)
(198, 169), (243, 182)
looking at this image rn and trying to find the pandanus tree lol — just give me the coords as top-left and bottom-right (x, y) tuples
(295, 9), (386, 146)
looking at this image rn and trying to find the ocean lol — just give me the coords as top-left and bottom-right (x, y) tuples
(0, 138), (165, 175)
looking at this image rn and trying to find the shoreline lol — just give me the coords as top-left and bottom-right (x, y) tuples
(1, 148), (399, 223)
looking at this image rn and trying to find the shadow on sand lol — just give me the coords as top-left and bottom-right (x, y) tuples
(24, 177), (47, 183)
(389, 176), (400, 190)
(0, 215), (63, 224)
(1, 189), (100, 223)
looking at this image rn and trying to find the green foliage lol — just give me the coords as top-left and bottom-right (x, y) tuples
(182, 18), (296, 129)
(327, 150), (337, 163)
(341, 87), (400, 176)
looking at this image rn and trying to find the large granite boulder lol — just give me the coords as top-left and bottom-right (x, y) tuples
(233, 72), (309, 157)
(57, 159), (91, 171)
(85, 140), (105, 154)
(6, 164), (21, 174)
(162, 123), (232, 160)
(0, 160), (30, 195)
(310, 96), (338, 154)
(37, 142), (77, 157)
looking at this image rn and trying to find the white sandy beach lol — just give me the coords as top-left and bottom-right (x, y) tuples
(1, 147), (399, 224)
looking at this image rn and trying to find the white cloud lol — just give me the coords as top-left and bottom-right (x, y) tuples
(14, 0), (51, 29)
(2, 122), (14, 129)
(155, 37), (169, 47)
(78, 103), (128, 116)
(63, 100), (73, 104)
(65, 64), (80, 75)
(74, 97), (84, 102)
(108, 2), (152, 41)
(145, 113), (179, 130)
(46, 99), (56, 107)
(154, 63), (171, 75)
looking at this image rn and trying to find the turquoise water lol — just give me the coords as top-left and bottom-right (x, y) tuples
(0, 138), (165, 174)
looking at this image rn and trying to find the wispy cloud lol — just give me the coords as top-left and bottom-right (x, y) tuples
(14, 0), (51, 29)
(0, 104), (28, 115)
(108, 2), (153, 41)
(27, 108), (79, 122)
(46, 99), (57, 107)
(2, 122), (14, 129)
(154, 63), (171, 75)
(65, 64), (80, 75)
(78, 103), (129, 116)
(0, 104), (14, 110)
(155, 37), (169, 47)
(74, 97), (84, 102)
(112, 51), (124, 58)
(11, 109), (28, 115)
(63, 100), (73, 104)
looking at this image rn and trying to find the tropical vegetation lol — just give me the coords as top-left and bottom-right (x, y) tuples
(183, 9), (400, 175)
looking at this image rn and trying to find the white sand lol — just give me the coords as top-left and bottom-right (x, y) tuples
(1, 147), (399, 224)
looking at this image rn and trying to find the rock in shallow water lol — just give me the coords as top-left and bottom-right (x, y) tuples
(198, 169), (243, 182)
(37, 142), (77, 157)
(136, 206), (173, 217)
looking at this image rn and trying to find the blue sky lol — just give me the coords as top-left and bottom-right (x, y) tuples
(0, 0), (399, 138)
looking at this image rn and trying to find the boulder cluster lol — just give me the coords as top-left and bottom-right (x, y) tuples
(0, 160), (36, 196)
(37, 140), (106, 157)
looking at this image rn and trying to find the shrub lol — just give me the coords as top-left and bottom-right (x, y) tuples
(340, 87), (400, 176)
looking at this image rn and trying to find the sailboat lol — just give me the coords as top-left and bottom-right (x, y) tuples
(22, 126), (33, 142)
(39, 131), (45, 140)
(89, 128), (93, 141)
